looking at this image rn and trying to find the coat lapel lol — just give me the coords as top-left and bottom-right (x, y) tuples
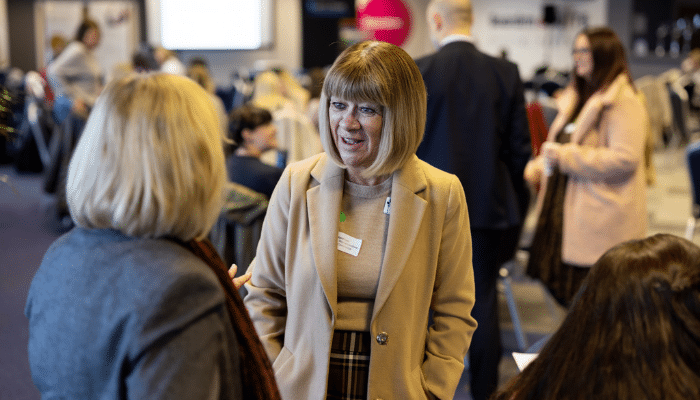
(570, 74), (629, 144)
(550, 74), (629, 145)
(373, 156), (428, 317)
(307, 156), (344, 313)
(547, 87), (576, 142)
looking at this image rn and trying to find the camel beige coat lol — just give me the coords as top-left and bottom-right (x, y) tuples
(525, 74), (648, 266)
(244, 153), (477, 400)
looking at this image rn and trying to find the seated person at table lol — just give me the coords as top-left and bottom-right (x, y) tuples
(227, 104), (283, 198)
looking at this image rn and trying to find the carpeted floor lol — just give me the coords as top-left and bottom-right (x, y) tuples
(0, 165), (62, 400)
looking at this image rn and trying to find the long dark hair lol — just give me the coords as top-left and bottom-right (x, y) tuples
(493, 234), (700, 400)
(570, 27), (633, 121)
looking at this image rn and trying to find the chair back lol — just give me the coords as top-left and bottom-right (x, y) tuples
(209, 182), (269, 274)
(686, 140), (700, 218)
(669, 85), (690, 144)
(526, 102), (548, 156)
(636, 75), (668, 149)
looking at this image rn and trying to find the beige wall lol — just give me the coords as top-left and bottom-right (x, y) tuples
(176, 0), (608, 86)
(145, 0), (434, 86)
(3, 0), (615, 83)
(472, 0), (608, 78)
(0, 0), (10, 68)
(393, 0), (434, 60)
(393, 0), (609, 77)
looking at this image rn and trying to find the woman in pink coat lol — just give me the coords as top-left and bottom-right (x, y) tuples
(525, 27), (648, 307)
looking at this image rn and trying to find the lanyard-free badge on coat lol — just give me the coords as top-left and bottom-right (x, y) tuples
(338, 232), (362, 256)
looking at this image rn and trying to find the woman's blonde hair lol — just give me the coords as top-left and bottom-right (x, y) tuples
(66, 73), (227, 241)
(187, 64), (215, 93)
(318, 41), (427, 178)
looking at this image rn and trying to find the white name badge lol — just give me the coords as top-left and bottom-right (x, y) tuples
(338, 232), (362, 257)
(383, 196), (391, 215)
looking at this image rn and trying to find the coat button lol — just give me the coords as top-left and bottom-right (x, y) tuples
(376, 332), (388, 345)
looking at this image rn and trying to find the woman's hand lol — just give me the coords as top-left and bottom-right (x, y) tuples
(228, 264), (252, 290)
(524, 158), (543, 187)
(541, 142), (562, 176)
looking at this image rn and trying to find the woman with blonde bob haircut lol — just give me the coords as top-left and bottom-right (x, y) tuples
(67, 73), (225, 240)
(318, 40), (427, 179)
(244, 41), (476, 400)
(25, 73), (281, 400)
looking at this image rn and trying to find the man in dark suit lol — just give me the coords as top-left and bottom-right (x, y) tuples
(415, 1), (531, 399)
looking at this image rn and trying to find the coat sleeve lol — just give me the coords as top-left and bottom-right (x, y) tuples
(502, 64), (533, 218)
(47, 44), (79, 101)
(557, 92), (646, 181)
(423, 175), (477, 399)
(243, 166), (292, 362)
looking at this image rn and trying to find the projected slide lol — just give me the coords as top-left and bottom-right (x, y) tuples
(160, 0), (272, 50)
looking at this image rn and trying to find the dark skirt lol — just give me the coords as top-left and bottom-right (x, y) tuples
(327, 330), (371, 400)
(526, 165), (589, 308)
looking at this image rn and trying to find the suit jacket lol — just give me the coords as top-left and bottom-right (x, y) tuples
(415, 41), (531, 231)
(525, 75), (648, 265)
(244, 153), (477, 400)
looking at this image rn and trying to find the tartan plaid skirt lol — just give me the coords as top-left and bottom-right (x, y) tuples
(326, 330), (371, 400)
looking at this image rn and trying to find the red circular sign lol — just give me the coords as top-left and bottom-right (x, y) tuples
(356, 0), (412, 47)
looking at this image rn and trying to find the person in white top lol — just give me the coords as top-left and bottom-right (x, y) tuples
(47, 19), (102, 119)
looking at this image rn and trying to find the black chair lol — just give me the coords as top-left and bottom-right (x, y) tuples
(685, 140), (700, 240)
(42, 112), (86, 232)
(668, 84), (690, 145)
(209, 182), (269, 284)
(215, 85), (237, 113)
(12, 77), (58, 173)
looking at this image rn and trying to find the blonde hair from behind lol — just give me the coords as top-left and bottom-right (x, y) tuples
(318, 41), (427, 178)
(187, 64), (215, 93)
(66, 72), (227, 241)
(251, 71), (289, 112)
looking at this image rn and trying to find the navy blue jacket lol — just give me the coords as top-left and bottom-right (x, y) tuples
(227, 155), (283, 199)
(416, 41), (531, 230)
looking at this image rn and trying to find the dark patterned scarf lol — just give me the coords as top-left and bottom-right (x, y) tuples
(180, 238), (281, 400)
